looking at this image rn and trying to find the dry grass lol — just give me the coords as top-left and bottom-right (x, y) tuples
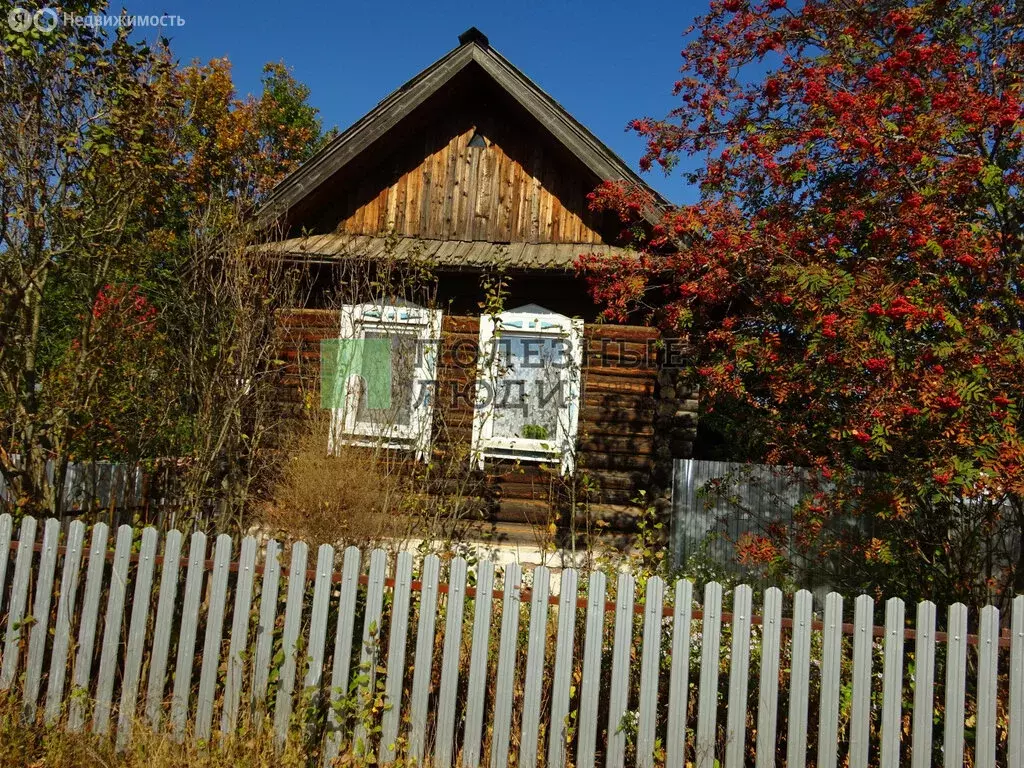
(261, 416), (421, 548)
(0, 693), (309, 768)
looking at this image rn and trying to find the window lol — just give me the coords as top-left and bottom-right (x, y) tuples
(329, 301), (442, 460)
(471, 304), (584, 474)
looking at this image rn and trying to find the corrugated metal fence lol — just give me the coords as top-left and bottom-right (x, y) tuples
(1, 513), (1023, 766)
(0, 460), (143, 514)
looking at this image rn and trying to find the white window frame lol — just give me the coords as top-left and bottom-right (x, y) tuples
(329, 301), (442, 461)
(471, 305), (584, 475)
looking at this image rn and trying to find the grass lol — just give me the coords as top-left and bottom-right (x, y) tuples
(0, 692), (311, 768)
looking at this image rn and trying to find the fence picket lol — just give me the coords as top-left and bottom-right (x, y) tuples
(849, 594), (875, 768)
(251, 538), (281, 720)
(547, 567), (579, 768)
(666, 579), (693, 768)
(787, 589), (813, 768)
(1010, 595), (1024, 768)
(726, 584), (753, 768)
(462, 559), (495, 767)
(408, 553), (440, 766)
(22, 517), (60, 717)
(911, 601), (937, 768)
(353, 548), (387, 756)
(304, 544), (336, 696)
(696, 580), (723, 768)
(68, 522), (109, 732)
(975, 605), (999, 768)
(115, 527), (158, 749)
(145, 529), (182, 728)
(0, 515), (38, 690)
(323, 546), (361, 765)
(93, 524), (133, 735)
(170, 531), (207, 740)
(380, 550), (412, 765)
(196, 534), (233, 741)
(755, 587), (783, 768)
(0, 514), (12, 616)
(816, 592), (843, 768)
(576, 570), (607, 768)
(519, 565), (551, 768)
(944, 603), (968, 768)
(435, 556), (468, 768)
(490, 562), (522, 768)
(274, 540), (309, 748)
(606, 571), (635, 768)
(878, 597), (905, 768)
(637, 575), (665, 768)
(221, 535), (258, 734)
(44, 520), (85, 724)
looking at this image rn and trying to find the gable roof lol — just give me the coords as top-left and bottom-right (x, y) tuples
(257, 28), (668, 227)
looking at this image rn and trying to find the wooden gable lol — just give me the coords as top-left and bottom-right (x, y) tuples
(335, 119), (607, 244)
(260, 28), (668, 251)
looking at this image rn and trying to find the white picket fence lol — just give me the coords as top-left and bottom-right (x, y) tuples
(0, 513), (1023, 767)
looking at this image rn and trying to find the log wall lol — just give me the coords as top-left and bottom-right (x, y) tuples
(275, 309), (676, 541)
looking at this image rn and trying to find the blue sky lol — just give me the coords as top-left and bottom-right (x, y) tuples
(118, 0), (711, 204)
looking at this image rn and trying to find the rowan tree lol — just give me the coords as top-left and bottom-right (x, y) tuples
(582, 0), (1024, 604)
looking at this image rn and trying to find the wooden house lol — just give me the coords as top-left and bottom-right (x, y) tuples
(260, 28), (698, 546)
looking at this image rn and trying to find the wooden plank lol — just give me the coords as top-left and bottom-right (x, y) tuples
(695, 581), (723, 768)
(975, 604), (999, 768)
(0, 515), (37, 690)
(519, 565), (551, 768)
(195, 534), (233, 741)
(816, 592), (844, 768)
(22, 517), (60, 717)
(221, 535), (258, 734)
(251, 538), (281, 721)
(546, 567), (579, 768)
(637, 576), (665, 768)
(879, 597), (906, 768)
(353, 548), (387, 757)
(606, 572), (635, 768)
(435, 556), (468, 768)
(575, 570), (607, 768)
(0, 514), (12, 619)
(379, 551), (412, 765)
(170, 531), (207, 740)
(145, 529), (183, 729)
(408, 554), (441, 766)
(786, 589), (811, 768)
(322, 546), (361, 765)
(1009, 595), (1024, 768)
(67, 522), (109, 732)
(44, 519), (85, 725)
(92, 524), (133, 735)
(755, 587), (783, 768)
(725, 584), (753, 768)
(304, 544), (336, 695)
(943, 603), (968, 768)
(115, 527), (158, 749)
(911, 601), (937, 768)
(666, 579), (693, 768)
(462, 560), (495, 768)
(274, 540), (309, 748)
(849, 594), (874, 768)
